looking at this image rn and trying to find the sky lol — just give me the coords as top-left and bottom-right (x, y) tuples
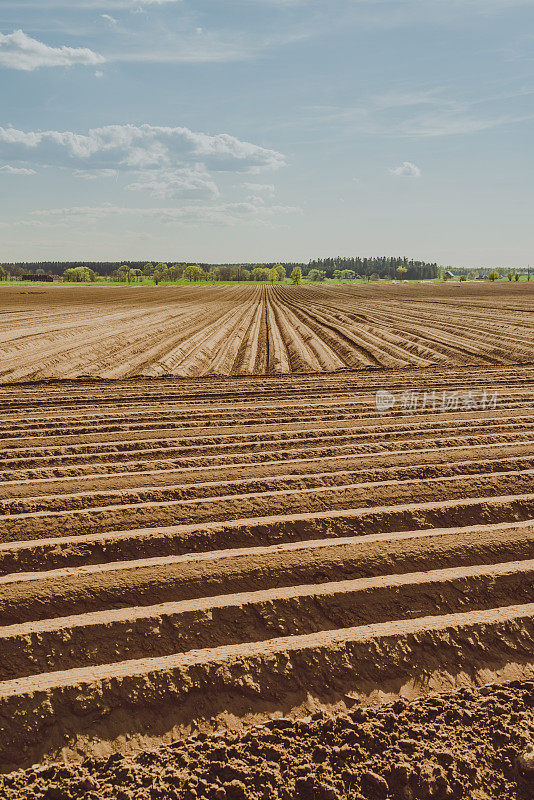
(0, 0), (533, 267)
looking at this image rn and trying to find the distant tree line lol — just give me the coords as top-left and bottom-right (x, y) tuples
(305, 257), (440, 280)
(2, 259), (531, 283)
(0, 258), (438, 282)
(1, 261), (306, 278)
(450, 266), (531, 281)
(109, 263), (291, 283)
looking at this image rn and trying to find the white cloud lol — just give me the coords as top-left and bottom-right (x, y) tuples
(0, 164), (36, 174)
(0, 3), (315, 66)
(9, 0), (183, 5)
(126, 166), (219, 199)
(128, 0), (182, 4)
(73, 168), (117, 179)
(399, 110), (534, 137)
(94, 70), (104, 77)
(389, 161), (421, 177)
(0, 123), (285, 174)
(241, 182), (275, 196)
(28, 199), (301, 228)
(0, 124), (287, 221)
(112, 25), (312, 65)
(0, 30), (105, 71)
(246, 195), (266, 206)
(310, 87), (534, 139)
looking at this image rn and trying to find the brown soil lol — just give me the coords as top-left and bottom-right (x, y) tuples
(0, 680), (532, 800)
(0, 282), (533, 381)
(0, 284), (532, 795)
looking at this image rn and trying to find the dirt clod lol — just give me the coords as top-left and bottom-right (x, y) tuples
(517, 744), (534, 775)
(0, 681), (532, 800)
(360, 771), (389, 799)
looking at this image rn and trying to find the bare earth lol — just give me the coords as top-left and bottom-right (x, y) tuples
(0, 283), (532, 798)
(0, 282), (533, 381)
(1, 680), (532, 800)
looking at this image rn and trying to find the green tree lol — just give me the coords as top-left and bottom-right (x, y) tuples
(119, 265), (134, 283)
(275, 264), (286, 281)
(488, 270), (500, 282)
(63, 266), (97, 282)
(251, 267), (270, 282)
(341, 270), (355, 280)
(152, 263), (169, 284)
(183, 265), (203, 282)
(268, 267), (279, 284)
(396, 265), (408, 281)
(111, 266), (129, 282)
(514, 272), (520, 281)
(308, 269), (326, 281)
(168, 264), (182, 281)
(290, 267), (302, 285)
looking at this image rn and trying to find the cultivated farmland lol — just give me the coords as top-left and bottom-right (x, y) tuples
(0, 282), (533, 381)
(0, 284), (532, 797)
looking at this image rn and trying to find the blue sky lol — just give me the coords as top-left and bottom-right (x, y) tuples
(0, 0), (533, 266)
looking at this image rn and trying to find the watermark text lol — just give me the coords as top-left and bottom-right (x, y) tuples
(375, 388), (498, 412)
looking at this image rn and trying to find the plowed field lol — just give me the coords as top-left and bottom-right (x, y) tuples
(0, 324), (533, 776)
(1, 282), (533, 381)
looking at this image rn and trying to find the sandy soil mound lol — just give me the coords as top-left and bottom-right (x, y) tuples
(0, 366), (532, 777)
(1, 680), (532, 800)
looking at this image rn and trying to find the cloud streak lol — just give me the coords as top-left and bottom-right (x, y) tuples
(241, 182), (276, 196)
(26, 199), (301, 228)
(126, 166), (220, 200)
(3, 0), (183, 6)
(0, 123), (285, 173)
(310, 85), (534, 139)
(0, 30), (105, 71)
(100, 14), (119, 26)
(0, 164), (36, 174)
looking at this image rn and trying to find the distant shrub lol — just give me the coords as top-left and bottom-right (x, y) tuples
(308, 269), (326, 282)
(183, 265), (203, 282)
(63, 267), (97, 282)
(251, 267), (271, 281)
